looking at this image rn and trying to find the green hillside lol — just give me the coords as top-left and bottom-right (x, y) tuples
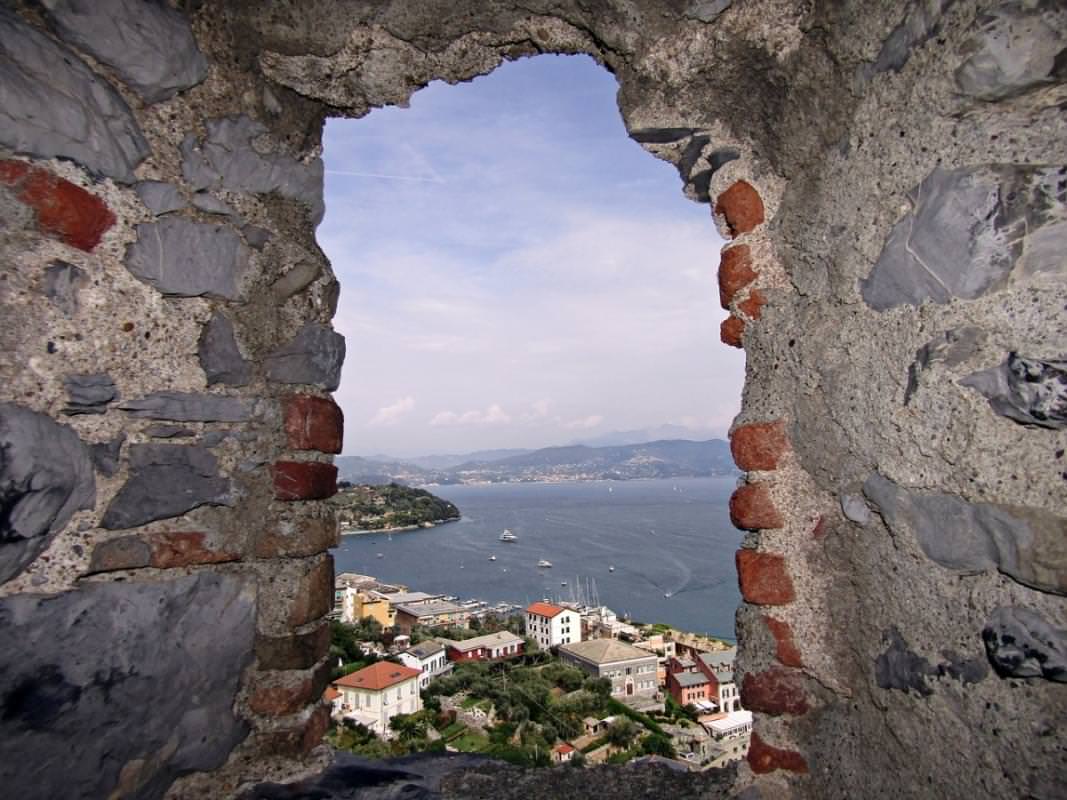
(332, 483), (460, 530)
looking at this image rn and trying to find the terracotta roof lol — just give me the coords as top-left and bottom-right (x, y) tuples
(323, 687), (341, 701)
(526, 601), (566, 618)
(554, 743), (575, 754)
(334, 661), (421, 691)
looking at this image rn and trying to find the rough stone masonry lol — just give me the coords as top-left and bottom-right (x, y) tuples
(0, 2), (1064, 799)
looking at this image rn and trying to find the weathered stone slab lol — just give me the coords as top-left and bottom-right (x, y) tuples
(955, 4), (1067, 100)
(904, 327), (986, 405)
(272, 260), (321, 300)
(101, 444), (232, 530)
(181, 115), (324, 225)
(982, 606), (1067, 682)
(0, 403), (95, 585)
(858, 0), (957, 80)
(0, 573), (253, 799)
(40, 0), (208, 104)
(124, 217), (250, 300)
(264, 323), (345, 391)
(861, 165), (1067, 310)
(120, 391), (251, 422)
(961, 352), (1067, 430)
(864, 473), (1067, 595)
(191, 192), (237, 216)
(135, 181), (187, 215)
(0, 9), (150, 183)
(685, 0), (733, 24)
(90, 433), (125, 477)
(41, 260), (87, 316)
(875, 627), (935, 696)
(63, 373), (117, 415)
(198, 313), (251, 386)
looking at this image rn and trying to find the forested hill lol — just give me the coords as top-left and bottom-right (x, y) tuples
(332, 483), (460, 531)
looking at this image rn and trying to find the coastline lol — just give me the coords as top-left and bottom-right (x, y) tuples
(340, 517), (461, 536)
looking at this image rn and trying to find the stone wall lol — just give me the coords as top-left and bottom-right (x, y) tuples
(0, 1), (1063, 798)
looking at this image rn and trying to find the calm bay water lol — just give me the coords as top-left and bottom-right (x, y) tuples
(332, 477), (743, 640)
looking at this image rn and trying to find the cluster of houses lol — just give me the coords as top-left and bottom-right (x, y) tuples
(327, 573), (750, 768)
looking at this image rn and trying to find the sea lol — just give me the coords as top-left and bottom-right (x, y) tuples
(332, 476), (743, 640)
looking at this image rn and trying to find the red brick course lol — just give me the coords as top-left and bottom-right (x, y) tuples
(747, 732), (809, 774)
(730, 421), (789, 472)
(284, 395), (343, 454)
(721, 315), (745, 348)
(738, 288), (766, 320)
(729, 483), (784, 530)
(273, 461), (337, 501)
(89, 531), (239, 573)
(741, 666), (809, 716)
(735, 549), (795, 605)
(763, 615), (804, 668)
(715, 180), (765, 237)
(718, 245), (757, 309)
(0, 160), (115, 251)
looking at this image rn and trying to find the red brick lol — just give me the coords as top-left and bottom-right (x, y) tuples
(255, 517), (339, 559)
(715, 180), (765, 237)
(763, 615), (804, 668)
(273, 461), (337, 501)
(256, 623), (330, 670)
(0, 160), (115, 251)
(730, 421), (789, 472)
(284, 395), (343, 454)
(738, 288), (766, 320)
(811, 515), (828, 539)
(718, 245), (757, 309)
(736, 549), (795, 605)
(729, 483), (784, 530)
(149, 532), (240, 568)
(288, 555), (335, 626)
(747, 732), (809, 774)
(721, 315), (745, 348)
(742, 666), (809, 715)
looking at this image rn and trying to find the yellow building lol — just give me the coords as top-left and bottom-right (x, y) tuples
(354, 591), (394, 627)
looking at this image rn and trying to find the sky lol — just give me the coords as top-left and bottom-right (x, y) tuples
(319, 54), (744, 458)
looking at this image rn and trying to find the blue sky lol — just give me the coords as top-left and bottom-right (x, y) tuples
(319, 54), (744, 457)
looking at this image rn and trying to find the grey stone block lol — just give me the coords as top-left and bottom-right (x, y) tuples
(0, 573), (253, 799)
(242, 224), (272, 250)
(840, 494), (871, 526)
(62, 373), (118, 415)
(961, 353), (1067, 430)
(135, 181), (187, 215)
(0, 402), (96, 585)
(955, 4), (1066, 101)
(181, 115), (324, 225)
(90, 433), (125, 477)
(860, 165), (1067, 310)
(101, 444), (232, 530)
(271, 260), (321, 300)
(628, 127), (698, 144)
(864, 473), (1067, 595)
(119, 391), (251, 422)
(875, 627), (935, 696)
(937, 649), (989, 686)
(144, 425), (195, 438)
(858, 0), (957, 80)
(41, 261), (87, 316)
(191, 192), (237, 216)
(124, 217), (250, 300)
(264, 323), (345, 391)
(198, 312), (251, 386)
(982, 606), (1066, 682)
(905, 327), (986, 405)
(685, 0), (733, 24)
(0, 8), (150, 183)
(40, 0), (208, 104)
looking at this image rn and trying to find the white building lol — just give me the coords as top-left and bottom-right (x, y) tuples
(524, 601), (581, 650)
(398, 640), (452, 690)
(331, 661), (422, 737)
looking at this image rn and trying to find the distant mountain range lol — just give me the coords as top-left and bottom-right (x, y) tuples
(336, 438), (737, 485)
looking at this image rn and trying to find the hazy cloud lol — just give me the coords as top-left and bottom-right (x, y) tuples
(369, 396), (415, 426)
(565, 414), (605, 430)
(430, 403), (512, 426)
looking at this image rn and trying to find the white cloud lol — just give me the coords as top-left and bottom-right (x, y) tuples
(430, 403), (512, 426)
(369, 396), (415, 426)
(564, 414), (604, 430)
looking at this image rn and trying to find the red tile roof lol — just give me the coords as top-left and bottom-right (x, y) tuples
(554, 742), (575, 754)
(526, 601), (566, 618)
(333, 661), (421, 691)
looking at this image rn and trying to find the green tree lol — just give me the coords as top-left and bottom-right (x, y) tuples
(640, 733), (677, 758)
(605, 717), (639, 749)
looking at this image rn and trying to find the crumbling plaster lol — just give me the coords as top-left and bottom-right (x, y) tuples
(0, 1), (1064, 799)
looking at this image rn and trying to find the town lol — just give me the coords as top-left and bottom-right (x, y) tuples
(323, 572), (751, 769)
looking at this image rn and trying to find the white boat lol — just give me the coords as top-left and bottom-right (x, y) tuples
(561, 581), (568, 587)
(537, 559), (552, 568)
(609, 565), (615, 572)
(499, 529), (518, 542)
(376, 553), (383, 558)
(489, 555), (497, 561)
